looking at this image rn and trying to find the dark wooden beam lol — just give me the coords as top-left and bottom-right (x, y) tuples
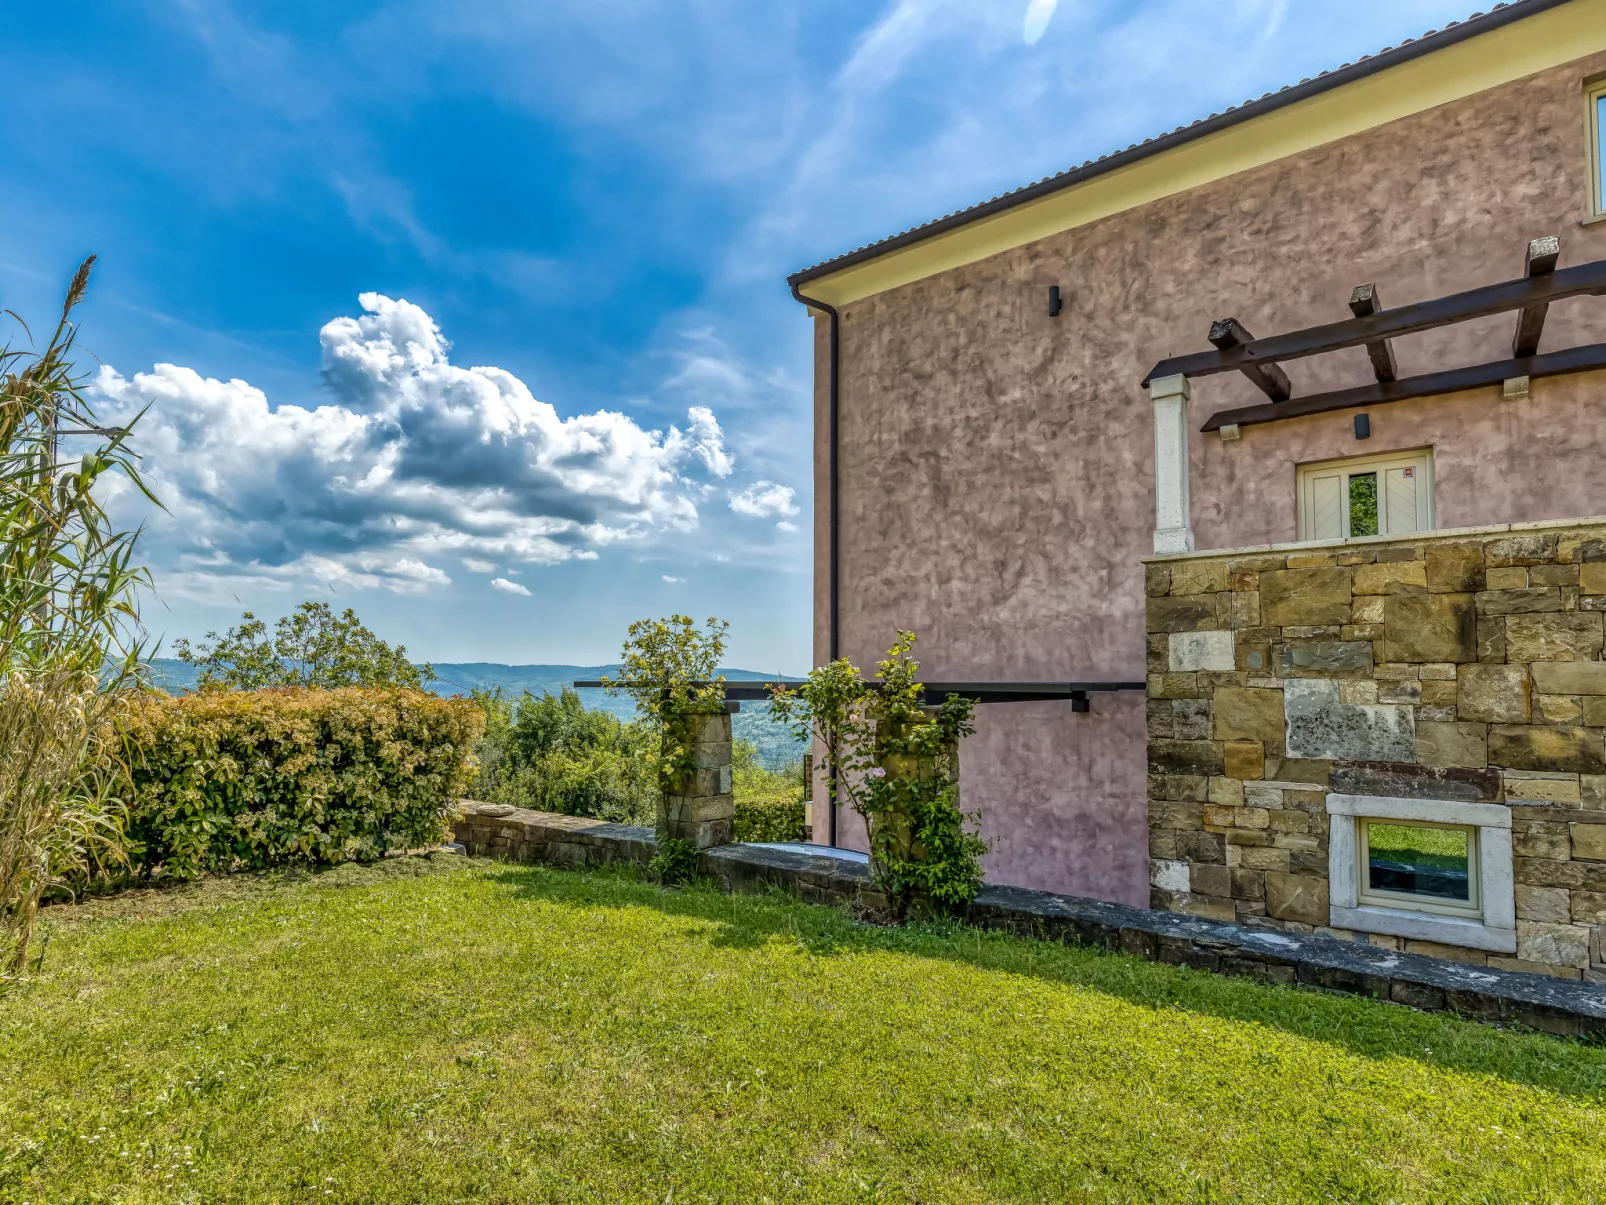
(1208, 317), (1292, 402)
(1199, 340), (1606, 431)
(1347, 283), (1398, 382)
(1512, 235), (1561, 358)
(1144, 256), (1606, 385)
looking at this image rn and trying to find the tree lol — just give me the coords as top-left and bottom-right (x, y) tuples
(0, 256), (158, 975)
(175, 601), (434, 691)
(601, 614), (728, 732)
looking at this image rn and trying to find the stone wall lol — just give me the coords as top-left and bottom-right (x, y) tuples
(1146, 516), (1606, 981)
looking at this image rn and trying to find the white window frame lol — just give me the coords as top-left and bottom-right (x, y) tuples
(1355, 817), (1481, 920)
(1327, 793), (1516, 953)
(1589, 76), (1606, 220)
(1296, 449), (1434, 542)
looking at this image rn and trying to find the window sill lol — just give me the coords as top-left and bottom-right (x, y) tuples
(1582, 211), (1606, 228)
(1330, 904), (1516, 953)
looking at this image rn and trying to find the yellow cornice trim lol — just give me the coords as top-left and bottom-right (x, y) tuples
(803, 0), (1606, 309)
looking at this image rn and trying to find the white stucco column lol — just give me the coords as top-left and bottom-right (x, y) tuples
(1149, 373), (1194, 555)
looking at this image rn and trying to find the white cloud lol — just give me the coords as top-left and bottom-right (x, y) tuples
(729, 481), (799, 519)
(94, 293), (733, 599)
(490, 577), (532, 596)
(662, 575), (684, 583)
(776, 520), (799, 533)
(1022, 0), (1058, 45)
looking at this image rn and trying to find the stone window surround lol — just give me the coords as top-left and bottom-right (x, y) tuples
(1327, 793), (1516, 954)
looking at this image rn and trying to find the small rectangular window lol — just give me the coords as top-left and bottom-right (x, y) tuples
(1357, 818), (1481, 920)
(1297, 450), (1433, 542)
(1591, 78), (1606, 218)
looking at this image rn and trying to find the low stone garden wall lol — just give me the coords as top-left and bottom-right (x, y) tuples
(453, 801), (1606, 1037)
(1146, 515), (1606, 982)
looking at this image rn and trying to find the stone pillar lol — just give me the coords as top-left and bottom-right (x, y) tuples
(1150, 373), (1194, 555)
(871, 708), (953, 892)
(659, 703), (735, 848)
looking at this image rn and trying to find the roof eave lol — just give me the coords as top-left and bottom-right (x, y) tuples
(787, 0), (1573, 290)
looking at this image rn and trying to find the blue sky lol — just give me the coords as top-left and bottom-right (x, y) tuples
(2, 0), (1479, 671)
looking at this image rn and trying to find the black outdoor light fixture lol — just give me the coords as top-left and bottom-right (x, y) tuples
(1355, 413), (1372, 440)
(1048, 285), (1063, 317)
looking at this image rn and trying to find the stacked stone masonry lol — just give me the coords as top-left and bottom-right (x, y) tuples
(1146, 516), (1606, 982)
(659, 705), (737, 849)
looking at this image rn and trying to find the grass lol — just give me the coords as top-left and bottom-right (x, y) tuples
(3, 859), (1606, 1204)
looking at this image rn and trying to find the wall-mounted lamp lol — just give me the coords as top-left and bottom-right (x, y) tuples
(1354, 414), (1372, 440)
(1048, 285), (1063, 318)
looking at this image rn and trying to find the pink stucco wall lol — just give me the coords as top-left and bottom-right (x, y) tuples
(811, 51), (1606, 906)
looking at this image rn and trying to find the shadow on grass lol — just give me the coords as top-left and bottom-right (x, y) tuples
(480, 860), (1606, 1102)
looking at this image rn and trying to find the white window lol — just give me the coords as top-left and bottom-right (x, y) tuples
(1356, 818), (1480, 920)
(1297, 449), (1433, 542)
(1327, 794), (1515, 953)
(1590, 76), (1606, 219)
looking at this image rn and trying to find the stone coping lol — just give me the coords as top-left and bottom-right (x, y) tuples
(454, 802), (1606, 1037)
(1142, 514), (1606, 565)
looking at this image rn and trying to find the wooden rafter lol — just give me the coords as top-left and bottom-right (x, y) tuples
(1207, 317), (1292, 402)
(1347, 283), (1398, 383)
(1200, 341), (1606, 432)
(1145, 236), (1606, 434)
(1142, 248), (1606, 386)
(1512, 235), (1560, 358)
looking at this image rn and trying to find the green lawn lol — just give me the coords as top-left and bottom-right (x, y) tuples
(4, 859), (1606, 1204)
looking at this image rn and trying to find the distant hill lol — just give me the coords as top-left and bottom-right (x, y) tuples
(146, 659), (809, 770)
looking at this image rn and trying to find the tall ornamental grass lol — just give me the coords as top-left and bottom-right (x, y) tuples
(0, 258), (156, 975)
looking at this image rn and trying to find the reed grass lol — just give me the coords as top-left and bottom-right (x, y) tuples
(0, 257), (156, 975)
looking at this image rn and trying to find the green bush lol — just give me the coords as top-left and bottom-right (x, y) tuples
(732, 740), (805, 843)
(124, 688), (484, 879)
(469, 694), (805, 840)
(471, 687), (657, 825)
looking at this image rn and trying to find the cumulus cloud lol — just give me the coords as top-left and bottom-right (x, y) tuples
(729, 481), (799, 520)
(94, 293), (733, 599)
(490, 577), (532, 596)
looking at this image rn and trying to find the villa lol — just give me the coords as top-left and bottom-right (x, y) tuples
(789, 0), (1606, 979)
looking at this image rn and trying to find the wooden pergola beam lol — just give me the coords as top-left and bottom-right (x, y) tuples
(1513, 235), (1561, 358)
(1347, 283), (1398, 383)
(1207, 318), (1292, 402)
(1199, 340), (1606, 432)
(1143, 251), (1606, 385)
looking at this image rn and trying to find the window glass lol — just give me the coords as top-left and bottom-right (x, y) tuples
(1597, 91), (1606, 214)
(1365, 822), (1471, 903)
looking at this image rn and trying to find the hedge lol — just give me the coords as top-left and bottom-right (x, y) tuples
(123, 688), (484, 879)
(733, 790), (806, 844)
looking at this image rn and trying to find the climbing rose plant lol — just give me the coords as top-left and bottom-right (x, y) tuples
(771, 631), (987, 915)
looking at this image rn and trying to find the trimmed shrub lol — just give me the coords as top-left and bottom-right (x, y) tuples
(733, 790), (806, 843)
(732, 740), (805, 843)
(124, 688), (484, 879)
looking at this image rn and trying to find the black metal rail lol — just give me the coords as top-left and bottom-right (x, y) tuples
(572, 680), (1145, 712)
